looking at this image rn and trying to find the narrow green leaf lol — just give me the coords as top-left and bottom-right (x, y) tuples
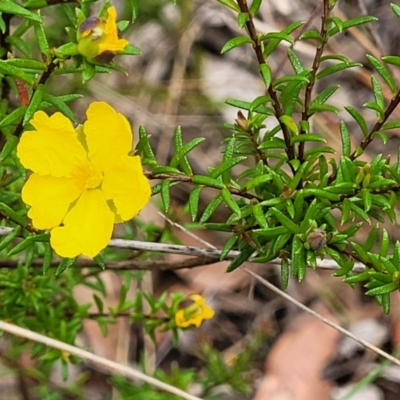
(345, 106), (368, 137)
(0, 0), (42, 22)
(226, 245), (254, 272)
(189, 186), (202, 221)
(160, 179), (171, 213)
(281, 258), (289, 289)
(0, 226), (21, 252)
(192, 175), (225, 189)
(259, 63), (271, 88)
(220, 235), (239, 260)
(55, 257), (76, 275)
(170, 137), (205, 169)
(221, 188), (241, 217)
(0, 61), (35, 85)
(238, 12), (248, 29)
(0, 106), (27, 128)
(221, 36), (254, 54)
(291, 134), (326, 144)
(366, 282), (398, 296)
(328, 16), (378, 37)
(249, 0), (262, 15)
(371, 75), (385, 111)
(42, 94), (76, 122)
(367, 54), (397, 94)
(200, 194), (223, 223)
(23, 84), (45, 125)
(270, 208), (301, 233)
(340, 121), (351, 157)
(42, 243), (53, 275)
(264, 21), (305, 56)
(217, 0), (240, 12)
(287, 49), (305, 74)
(391, 3), (400, 20)
(316, 62), (362, 80)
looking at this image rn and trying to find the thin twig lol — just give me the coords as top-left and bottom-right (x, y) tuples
(0, 320), (204, 400)
(242, 267), (400, 368)
(0, 226), (368, 271)
(235, 0), (296, 170)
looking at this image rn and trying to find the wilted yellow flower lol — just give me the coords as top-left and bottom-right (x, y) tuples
(77, 6), (129, 63)
(17, 102), (151, 258)
(175, 294), (215, 328)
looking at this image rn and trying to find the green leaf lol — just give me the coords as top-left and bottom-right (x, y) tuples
(310, 85), (340, 106)
(345, 106), (368, 137)
(226, 244), (254, 272)
(200, 194), (223, 223)
(269, 208), (301, 233)
(259, 63), (271, 88)
(243, 174), (272, 190)
(237, 12), (248, 29)
(210, 156), (246, 180)
(249, 0), (262, 16)
(382, 55), (400, 67)
(259, 32), (294, 45)
(172, 126), (193, 175)
(0, 226), (21, 252)
(42, 243), (53, 275)
(55, 257), (76, 275)
(221, 36), (254, 54)
(0, 106), (27, 128)
(382, 120), (400, 130)
(217, 0), (240, 12)
(280, 80), (306, 116)
(118, 44), (141, 56)
(0, 135), (18, 162)
(316, 62), (362, 80)
(192, 175), (225, 189)
(281, 258), (289, 289)
(340, 121), (351, 157)
(291, 134), (326, 144)
(0, 0), (42, 22)
(170, 137), (205, 169)
(366, 282), (399, 296)
(299, 30), (323, 43)
(287, 49), (305, 74)
(391, 3), (400, 20)
(264, 21), (305, 57)
(33, 21), (50, 62)
(366, 54), (397, 94)
(221, 188), (241, 217)
(3, 58), (46, 71)
(280, 115), (298, 135)
(328, 16), (378, 37)
(220, 235), (239, 260)
(0, 61), (35, 85)
(371, 75), (385, 111)
(23, 84), (45, 125)
(160, 179), (171, 213)
(42, 94), (77, 122)
(189, 186), (202, 221)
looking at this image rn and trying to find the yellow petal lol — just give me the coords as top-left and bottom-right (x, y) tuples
(98, 6), (129, 53)
(22, 174), (81, 230)
(102, 155), (151, 221)
(50, 189), (114, 258)
(17, 111), (87, 177)
(83, 102), (132, 171)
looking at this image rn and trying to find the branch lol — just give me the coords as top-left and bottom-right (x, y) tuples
(0, 226), (368, 272)
(235, 0), (296, 169)
(299, 0), (331, 163)
(0, 320), (204, 400)
(145, 171), (261, 201)
(350, 88), (400, 159)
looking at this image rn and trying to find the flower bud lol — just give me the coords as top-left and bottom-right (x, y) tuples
(77, 6), (128, 63)
(306, 228), (327, 251)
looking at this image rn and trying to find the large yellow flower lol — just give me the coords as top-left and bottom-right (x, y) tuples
(77, 6), (129, 62)
(17, 102), (151, 258)
(175, 294), (215, 328)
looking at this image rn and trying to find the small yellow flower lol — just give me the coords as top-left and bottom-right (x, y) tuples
(77, 6), (129, 62)
(17, 102), (151, 258)
(175, 294), (215, 328)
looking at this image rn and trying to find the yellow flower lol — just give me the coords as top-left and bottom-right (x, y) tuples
(17, 102), (151, 258)
(175, 294), (215, 328)
(77, 6), (129, 62)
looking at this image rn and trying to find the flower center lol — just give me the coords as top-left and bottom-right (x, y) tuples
(73, 161), (103, 191)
